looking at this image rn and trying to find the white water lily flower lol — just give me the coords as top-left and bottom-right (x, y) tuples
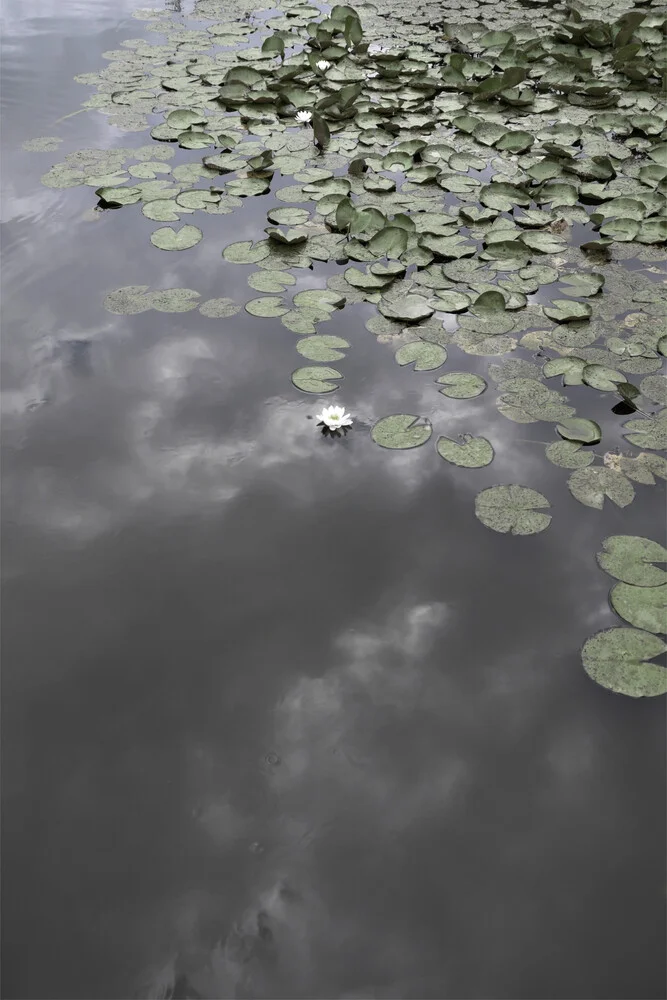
(316, 59), (331, 71)
(295, 110), (313, 123)
(316, 405), (353, 431)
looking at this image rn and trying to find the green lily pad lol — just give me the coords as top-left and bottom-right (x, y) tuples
(296, 335), (350, 361)
(545, 440), (595, 469)
(437, 435), (494, 469)
(267, 207), (310, 226)
(640, 375), (667, 406)
(582, 364), (625, 392)
(245, 296), (288, 318)
(199, 298), (241, 318)
(597, 536), (667, 587)
(150, 224), (202, 251)
(474, 484), (552, 536)
(623, 411), (667, 451)
(103, 285), (152, 315)
(581, 628), (667, 698)
(291, 366), (342, 394)
(147, 289), (201, 313)
(567, 466), (635, 510)
(378, 295), (435, 323)
(434, 290), (471, 313)
(368, 226), (409, 259)
(247, 270), (296, 293)
(543, 356), (586, 386)
(544, 300), (593, 323)
(394, 341), (447, 372)
(223, 241), (270, 264)
(226, 176), (271, 197)
(610, 583), (667, 635)
(371, 414), (432, 450)
(559, 272), (605, 297)
(436, 371), (487, 399)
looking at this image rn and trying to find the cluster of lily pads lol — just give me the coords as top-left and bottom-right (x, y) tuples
(26, 0), (666, 693)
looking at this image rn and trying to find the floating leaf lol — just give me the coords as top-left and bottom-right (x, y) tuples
(546, 440), (594, 469)
(378, 295), (434, 323)
(371, 414), (432, 450)
(434, 290), (471, 313)
(543, 356), (586, 386)
(368, 226), (409, 259)
(559, 272), (604, 297)
(104, 285), (152, 315)
(394, 341), (447, 372)
(199, 298), (241, 318)
(147, 289), (200, 313)
(597, 536), (667, 587)
(582, 364), (625, 392)
(610, 583), (667, 635)
(640, 375), (667, 406)
(245, 296), (288, 318)
(437, 435), (494, 469)
(567, 467), (635, 510)
(581, 628), (667, 698)
(544, 300), (593, 323)
(623, 411), (667, 451)
(474, 485), (551, 536)
(223, 241), (270, 264)
(296, 335), (349, 361)
(150, 225), (202, 251)
(436, 372), (487, 399)
(247, 270), (296, 293)
(291, 366), (342, 394)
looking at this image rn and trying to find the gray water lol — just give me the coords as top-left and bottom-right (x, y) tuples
(1, 1), (666, 998)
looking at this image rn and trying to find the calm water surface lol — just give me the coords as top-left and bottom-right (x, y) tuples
(1, 2), (666, 998)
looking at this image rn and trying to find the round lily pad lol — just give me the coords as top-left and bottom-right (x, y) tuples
(597, 536), (667, 587)
(437, 435), (494, 469)
(436, 372), (487, 399)
(556, 418), (602, 445)
(610, 583), (667, 635)
(475, 485), (551, 536)
(581, 628), (667, 698)
(223, 241), (270, 264)
(199, 298), (241, 318)
(378, 295), (434, 323)
(394, 341), (447, 372)
(371, 414), (432, 450)
(245, 296), (288, 318)
(296, 335), (349, 361)
(291, 366), (342, 394)
(150, 224), (202, 251)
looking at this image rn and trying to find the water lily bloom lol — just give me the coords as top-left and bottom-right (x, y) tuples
(316, 59), (331, 71)
(295, 110), (312, 123)
(316, 405), (353, 431)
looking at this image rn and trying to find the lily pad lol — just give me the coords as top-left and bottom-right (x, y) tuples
(378, 295), (434, 323)
(371, 414), (432, 450)
(436, 372), (487, 399)
(623, 411), (667, 451)
(597, 536), (667, 587)
(610, 583), (667, 635)
(199, 298), (241, 318)
(291, 366), (342, 394)
(567, 466), (635, 510)
(150, 224), (202, 251)
(296, 335), (349, 361)
(545, 441), (595, 469)
(223, 241), (270, 264)
(437, 435), (494, 469)
(474, 485), (552, 536)
(581, 628), (667, 698)
(544, 300), (593, 323)
(245, 296), (288, 318)
(394, 341), (447, 372)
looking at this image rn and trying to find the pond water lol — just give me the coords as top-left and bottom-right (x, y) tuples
(1, 1), (666, 998)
